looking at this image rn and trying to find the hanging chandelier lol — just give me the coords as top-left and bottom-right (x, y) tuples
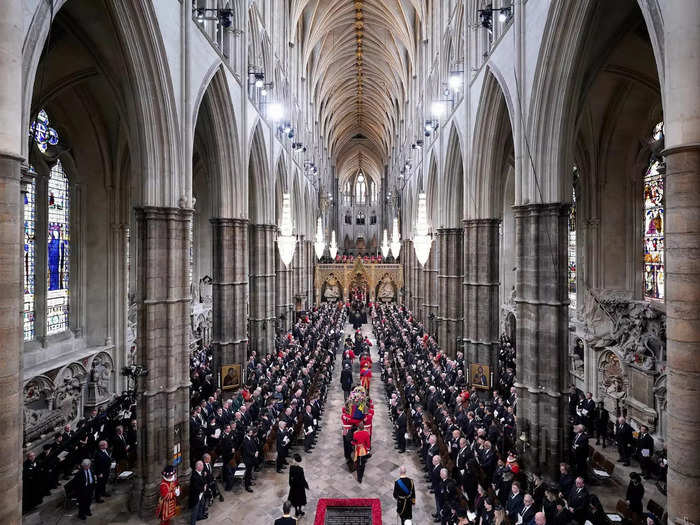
(277, 193), (296, 267)
(413, 192), (432, 266)
(381, 229), (390, 258)
(390, 217), (401, 258)
(329, 230), (338, 260)
(314, 216), (326, 260)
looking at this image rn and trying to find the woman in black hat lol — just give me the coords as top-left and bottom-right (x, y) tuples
(288, 454), (309, 517)
(626, 472), (645, 517)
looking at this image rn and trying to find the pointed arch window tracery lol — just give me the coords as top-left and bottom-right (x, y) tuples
(643, 122), (665, 301)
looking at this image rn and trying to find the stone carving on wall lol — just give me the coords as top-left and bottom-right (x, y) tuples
(127, 296), (137, 365)
(377, 274), (397, 302)
(322, 274), (342, 301)
(315, 260), (403, 303)
(86, 352), (114, 407)
(570, 337), (585, 378)
(23, 363), (88, 444)
(584, 290), (666, 372)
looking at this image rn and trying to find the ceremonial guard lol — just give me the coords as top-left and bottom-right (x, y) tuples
(352, 422), (371, 483)
(156, 465), (180, 525)
(393, 465), (416, 525)
(360, 362), (372, 393)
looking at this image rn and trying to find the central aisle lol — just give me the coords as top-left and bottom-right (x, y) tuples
(209, 322), (433, 523)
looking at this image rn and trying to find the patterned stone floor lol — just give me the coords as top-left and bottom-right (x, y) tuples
(33, 323), (434, 524)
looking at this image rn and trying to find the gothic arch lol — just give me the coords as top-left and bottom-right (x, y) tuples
(443, 124), (464, 228)
(470, 69), (515, 220)
(248, 122), (272, 224)
(23, 0), (180, 207)
(192, 67), (241, 219)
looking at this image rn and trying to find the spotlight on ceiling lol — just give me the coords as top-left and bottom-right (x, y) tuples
(282, 123), (292, 134)
(267, 103), (284, 122)
(498, 7), (512, 23)
(254, 73), (265, 88)
(431, 101), (446, 119)
(449, 73), (463, 91)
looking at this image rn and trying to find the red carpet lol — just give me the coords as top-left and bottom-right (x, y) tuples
(313, 498), (382, 524)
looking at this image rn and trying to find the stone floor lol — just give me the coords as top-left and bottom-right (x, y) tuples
(25, 322), (666, 524)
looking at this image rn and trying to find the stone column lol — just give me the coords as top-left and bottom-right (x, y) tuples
(463, 219), (500, 372)
(0, 1), (24, 520)
(305, 240), (314, 307)
(437, 228), (464, 357)
(422, 243), (439, 336)
(413, 246), (423, 322)
(664, 4), (700, 521)
(248, 224), (275, 354)
(133, 207), (193, 514)
(292, 235), (304, 314)
(210, 218), (248, 371)
(512, 204), (568, 476)
(401, 240), (412, 307)
(275, 247), (293, 332)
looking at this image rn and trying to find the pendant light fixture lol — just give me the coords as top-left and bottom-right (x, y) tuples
(381, 229), (390, 258)
(277, 193), (296, 267)
(329, 230), (338, 260)
(390, 217), (401, 258)
(413, 192), (432, 266)
(314, 216), (326, 260)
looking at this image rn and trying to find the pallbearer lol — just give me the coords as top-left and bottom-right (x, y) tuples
(393, 465), (416, 525)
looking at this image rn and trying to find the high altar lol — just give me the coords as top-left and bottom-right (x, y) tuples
(314, 259), (403, 304)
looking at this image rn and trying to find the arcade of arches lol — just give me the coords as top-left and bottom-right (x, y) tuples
(0, 0), (698, 523)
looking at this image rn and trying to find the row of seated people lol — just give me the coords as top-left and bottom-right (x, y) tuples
(374, 303), (632, 525)
(22, 394), (137, 514)
(185, 303), (344, 521)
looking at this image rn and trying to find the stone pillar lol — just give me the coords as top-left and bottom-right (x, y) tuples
(275, 247), (293, 332)
(664, 4), (700, 521)
(210, 218), (248, 370)
(133, 207), (193, 514)
(512, 204), (568, 476)
(463, 219), (500, 372)
(0, 1), (25, 520)
(413, 246), (423, 322)
(248, 224), (275, 354)
(292, 235), (304, 314)
(437, 228), (464, 357)
(401, 240), (412, 307)
(305, 240), (314, 307)
(422, 243), (439, 336)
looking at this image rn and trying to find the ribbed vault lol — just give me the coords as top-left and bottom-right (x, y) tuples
(292, 0), (422, 180)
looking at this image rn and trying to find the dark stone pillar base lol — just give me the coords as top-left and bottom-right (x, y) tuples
(249, 224), (276, 355)
(665, 145), (700, 523)
(0, 154), (23, 524)
(437, 228), (464, 357)
(133, 207), (193, 515)
(513, 203), (568, 476)
(463, 219), (500, 372)
(210, 218), (248, 371)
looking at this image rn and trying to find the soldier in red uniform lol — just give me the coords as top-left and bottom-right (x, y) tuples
(156, 465), (180, 525)
(352, 422), (372, 483)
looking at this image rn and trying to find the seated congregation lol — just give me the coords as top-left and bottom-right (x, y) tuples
(374, 303), (665, 525)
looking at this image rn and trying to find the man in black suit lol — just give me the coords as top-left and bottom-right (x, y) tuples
(202, 453), (223, 503)
(518, 493), (537, 525)
(637, 425), (655, 478)
(340, 364), (353, 401)
(93, 440), (112, 502)
(506, 481), (525, 523)
(579, 392), (596, 431)
(615, 416), (634, 466)
(571, 424), (589, 477)
(242, 427), (257, 492)
(276, 420), (290, 473)
(594, 401), (609, 447)
(303, 405), (315, 453)
(567, 476), (589, 524)
(189, 460), (208, 525)
(395, 406), (407, 453)
(72, 459), (96, 520)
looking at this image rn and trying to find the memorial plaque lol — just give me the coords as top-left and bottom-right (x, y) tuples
(324, 506), (374, 524)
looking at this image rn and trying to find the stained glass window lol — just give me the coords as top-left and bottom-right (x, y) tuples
(23, 169), (37, 341)
(47, 159), (70, 335)
(29, 109), (59, 153)
(568, 183), (577, 310)
(355, 173), (366, 205)
(643, 124), (664, 300)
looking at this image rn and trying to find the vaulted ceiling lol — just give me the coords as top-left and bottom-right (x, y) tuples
(291, 0), (423, 186)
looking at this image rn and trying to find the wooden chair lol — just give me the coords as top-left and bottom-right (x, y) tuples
(591, 451), (615, 483)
